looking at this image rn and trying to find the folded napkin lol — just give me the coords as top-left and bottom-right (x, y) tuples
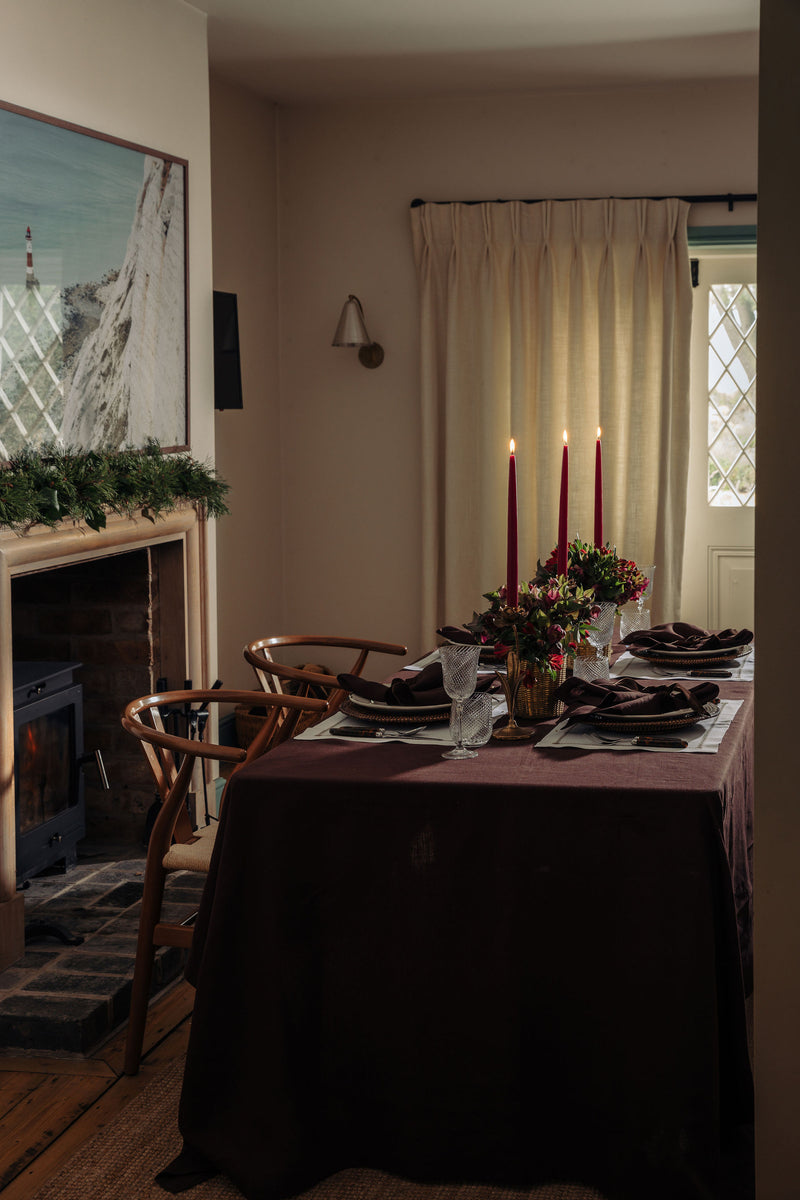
(339, 662), (494, 707)
(436, 626), (502, 663)
(621, 621), (753, 652)
(436, 625), (478, 645)
(553, 675), (720, 724)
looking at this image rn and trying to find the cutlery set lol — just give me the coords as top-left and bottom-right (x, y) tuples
(591, 730), (689, 749)
(333, 725), (427, 739)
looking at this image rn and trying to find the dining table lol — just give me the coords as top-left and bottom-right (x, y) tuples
(161, 647), (754, 1200)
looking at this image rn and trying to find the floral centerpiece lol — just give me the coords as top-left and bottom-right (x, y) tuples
(464, 575), (598, 682)
(537, 537), (649, 611)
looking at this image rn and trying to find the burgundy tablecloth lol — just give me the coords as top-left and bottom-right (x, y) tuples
(169, 680), (753, 1200)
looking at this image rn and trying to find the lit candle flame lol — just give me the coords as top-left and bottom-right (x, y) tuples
(510, 438), (515, 455)
(597, 426), (602, 439)
(563, 429), (568, 445)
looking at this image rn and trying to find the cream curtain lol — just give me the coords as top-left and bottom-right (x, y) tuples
(411, 197), (692, 633)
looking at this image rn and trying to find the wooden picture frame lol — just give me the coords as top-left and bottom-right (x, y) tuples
(0, 99), (188, 456)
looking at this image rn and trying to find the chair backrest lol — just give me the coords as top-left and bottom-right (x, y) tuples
(122, 688), (327, 860)
(243, 635), (407, 744)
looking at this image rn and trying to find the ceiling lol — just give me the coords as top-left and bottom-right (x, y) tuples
(189, 0), (760, 104)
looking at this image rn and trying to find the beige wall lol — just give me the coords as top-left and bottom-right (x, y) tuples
(211, 76), (283, 689)
(1, 0), (218, 680)
(270, 81), (757, 669)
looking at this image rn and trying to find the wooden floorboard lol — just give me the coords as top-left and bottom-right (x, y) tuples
(0, 979), (194, 1198)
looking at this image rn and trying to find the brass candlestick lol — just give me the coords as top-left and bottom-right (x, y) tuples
(492, 628), (534, 742)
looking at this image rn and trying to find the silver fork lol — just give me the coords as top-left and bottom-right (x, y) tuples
(591, 730), (636, 746)
(590, 729), (688, 748)
(333, 724), (427, 739)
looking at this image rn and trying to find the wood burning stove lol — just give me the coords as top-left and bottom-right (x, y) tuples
(13, 661), (88, 884)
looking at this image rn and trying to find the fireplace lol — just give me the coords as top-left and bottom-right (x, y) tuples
(0, 509), (209, 969)
(13, 660), (87, 884)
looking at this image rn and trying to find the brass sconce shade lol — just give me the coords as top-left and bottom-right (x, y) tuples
(332, 294), (384, 368)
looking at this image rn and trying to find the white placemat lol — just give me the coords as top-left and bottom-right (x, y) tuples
(537, 698), (743, 753)
(296, 696), (507, 746)
(612, 648), (754, 682)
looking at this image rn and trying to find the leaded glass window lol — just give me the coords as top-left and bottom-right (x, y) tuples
(707, 282), (756, 507)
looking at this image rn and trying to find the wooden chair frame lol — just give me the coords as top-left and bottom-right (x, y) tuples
(121, 687), (327, 1075)
(243, 635), (407, 745)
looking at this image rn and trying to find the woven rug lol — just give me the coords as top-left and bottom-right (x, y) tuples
(30, 1057), (610, 1200)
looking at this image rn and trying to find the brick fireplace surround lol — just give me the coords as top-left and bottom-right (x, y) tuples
(0, 508), (209, 972)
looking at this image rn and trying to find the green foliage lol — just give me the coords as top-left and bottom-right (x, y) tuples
(538, 536), (648, 607)
(466, 575), (598, 678)
(0, 440), (230, 532)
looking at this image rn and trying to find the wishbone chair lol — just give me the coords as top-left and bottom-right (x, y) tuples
(120, 686), (327, 1075)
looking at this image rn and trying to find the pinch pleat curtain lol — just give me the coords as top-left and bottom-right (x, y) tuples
(411, 198), (692, 633)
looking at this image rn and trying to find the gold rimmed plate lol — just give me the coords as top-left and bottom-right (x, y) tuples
(630, 644), (752, 667)
(581, 700), (720, 735)
(342, 697), (451, 725)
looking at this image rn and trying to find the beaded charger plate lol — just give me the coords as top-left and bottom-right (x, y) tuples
(342, 696), (451, 725)
(629, 644), (752, 668)
(582, 700), (720, 734)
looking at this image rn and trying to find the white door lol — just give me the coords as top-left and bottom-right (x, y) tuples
(681, 252), (756, 630)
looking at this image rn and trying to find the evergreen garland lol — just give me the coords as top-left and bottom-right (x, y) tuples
(0, 440), (230, 533)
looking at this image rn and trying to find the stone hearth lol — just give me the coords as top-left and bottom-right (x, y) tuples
(0, 843), (203, 1055)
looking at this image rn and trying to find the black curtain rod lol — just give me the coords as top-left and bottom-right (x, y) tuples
(410, 193), (757, 212)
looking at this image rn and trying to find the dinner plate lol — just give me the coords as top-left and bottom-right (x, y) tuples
(341, 698), (450, 725)
(347, 693), (451, 716)
(582, 700), (720, 735)
(338, 700), (450, 724)
(630, 644), (752, 666)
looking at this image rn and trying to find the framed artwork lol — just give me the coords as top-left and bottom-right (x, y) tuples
(0, 100), (188, 456)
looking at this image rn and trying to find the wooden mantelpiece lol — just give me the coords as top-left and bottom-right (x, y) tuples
(0, 508), (208, 971)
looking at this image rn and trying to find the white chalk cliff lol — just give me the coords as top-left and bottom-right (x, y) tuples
(60, 156), (186, 450)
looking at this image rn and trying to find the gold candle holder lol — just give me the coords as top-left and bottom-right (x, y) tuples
(492, 644), (534, 741)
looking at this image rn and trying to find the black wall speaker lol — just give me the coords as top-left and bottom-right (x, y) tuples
(213, 291), (243, 410)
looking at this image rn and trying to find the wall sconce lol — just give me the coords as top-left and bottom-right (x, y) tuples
(332, 295), (384, 368)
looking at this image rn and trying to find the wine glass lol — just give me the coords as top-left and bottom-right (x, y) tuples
(439, 643), (481, 759)
(620, 565), (656, 640)
(638, 565), (656, 613)
(574, 601), (616, 682)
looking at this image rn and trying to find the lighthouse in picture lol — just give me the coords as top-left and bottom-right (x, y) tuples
(25, 226), (39, 289)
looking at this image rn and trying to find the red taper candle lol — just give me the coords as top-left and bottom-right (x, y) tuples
(594, 426), (603, 546)
(557, 430), (569, 576)
(507, 439), (518, 609)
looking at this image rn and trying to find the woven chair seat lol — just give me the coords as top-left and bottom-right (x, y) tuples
(162, 821), (217, 872)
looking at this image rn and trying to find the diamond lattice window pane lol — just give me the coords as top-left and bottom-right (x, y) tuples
(0, 286), (64, 457)
(730, 343), (756, 390)
(710, 371), (742, 417)
(708, 347), (730, 393)
(729, 289), (757, 338)
(707, 281), (757, 507)
(730, 401), (756, 449)
(711, 314), (743, 365)
(708, 293), (726, 335)
(711, 428), (743, 473)
(729, 457), (756, 503)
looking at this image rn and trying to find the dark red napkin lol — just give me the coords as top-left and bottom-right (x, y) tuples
(436, 625), (477, 645)
(621, 621), (753, 651)
(554, 675), (720, 724)
(339, 662), (494, 707)
(436, 627), (502, 662)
